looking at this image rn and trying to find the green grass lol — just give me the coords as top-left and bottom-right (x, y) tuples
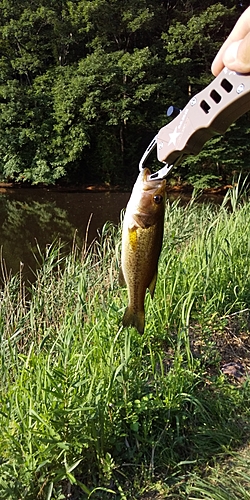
(0, 186), (250, 499)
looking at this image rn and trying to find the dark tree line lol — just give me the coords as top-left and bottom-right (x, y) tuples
(0, 0), (249, 187)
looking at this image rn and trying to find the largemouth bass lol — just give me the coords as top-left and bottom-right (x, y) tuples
(119, 168), (166, 334)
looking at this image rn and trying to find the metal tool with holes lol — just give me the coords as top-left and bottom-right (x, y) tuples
(139, 68), (250, 180)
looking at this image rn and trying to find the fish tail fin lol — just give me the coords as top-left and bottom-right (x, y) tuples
(122, 307), (145, 335)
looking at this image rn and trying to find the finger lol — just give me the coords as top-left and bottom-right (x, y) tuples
(224, 33), (250, 73)
(211, 6), (250, 76)
(211, 47), (227, 76)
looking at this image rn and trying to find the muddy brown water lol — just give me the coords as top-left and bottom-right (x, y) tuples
(0, 187), (224, 280)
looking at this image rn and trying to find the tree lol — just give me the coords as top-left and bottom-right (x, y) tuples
(161, 1), (250, 187)
(0, 0), (249, 186)
(0, 0), (168, 184)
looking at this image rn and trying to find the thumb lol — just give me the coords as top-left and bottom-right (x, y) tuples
(223, 34), (250, 73)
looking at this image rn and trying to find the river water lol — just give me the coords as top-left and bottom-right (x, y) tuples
(0, 187), (131, 278)
(0, 187), (224, 280)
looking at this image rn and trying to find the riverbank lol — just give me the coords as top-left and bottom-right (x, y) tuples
(0, 179), (233, 195)
(0, 186), (249, 499)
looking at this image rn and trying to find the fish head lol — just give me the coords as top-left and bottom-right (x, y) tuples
(129, 168), (166, 228)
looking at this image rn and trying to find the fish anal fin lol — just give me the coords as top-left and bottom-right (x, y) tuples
(148, 271), (157, 299)
(119, 267), (126, 287)
(122, 307), (145, 335)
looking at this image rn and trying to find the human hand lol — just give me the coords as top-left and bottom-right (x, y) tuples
(212, 7), (250, 76)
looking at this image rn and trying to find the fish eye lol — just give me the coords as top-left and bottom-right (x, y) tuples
(153, 195), (163, 204)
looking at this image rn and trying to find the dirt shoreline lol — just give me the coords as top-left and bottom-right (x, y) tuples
(0, 181), (232, 195)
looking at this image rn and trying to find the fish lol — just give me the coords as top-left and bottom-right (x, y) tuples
(119, 167), (166, 334)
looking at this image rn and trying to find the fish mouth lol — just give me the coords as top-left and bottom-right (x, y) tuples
(141, 167), (151, 180)
(141, 168), (166, 191)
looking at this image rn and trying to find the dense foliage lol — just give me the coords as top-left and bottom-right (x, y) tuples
(0, 0), (249, 185)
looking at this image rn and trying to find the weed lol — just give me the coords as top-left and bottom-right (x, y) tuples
(0, 184), (250, 498)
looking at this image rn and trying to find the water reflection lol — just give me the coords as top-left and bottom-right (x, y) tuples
(0, 187), (224, 278)
(0, 188), (130, 277)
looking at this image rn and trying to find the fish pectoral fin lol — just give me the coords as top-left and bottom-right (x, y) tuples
(119, 267), (126, 287)
(148, 271), (157, 299)
(122, 307), (145, 335)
